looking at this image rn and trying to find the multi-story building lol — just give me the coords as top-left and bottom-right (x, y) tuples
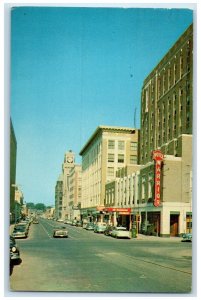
(105, 169), (140, 228)
(10, 119), (17, 223)
(61, 150), (75, 220)
(55, 174), (63, 219)
(79, 125), (139, 222)
(68, 164), (82, 221)
(137, 24), (193, 237)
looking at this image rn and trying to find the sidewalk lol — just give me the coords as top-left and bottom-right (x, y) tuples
(133, 234), (182, 242)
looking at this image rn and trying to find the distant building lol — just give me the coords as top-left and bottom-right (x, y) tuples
(55, 174), (63, 219)
(79, 125), (139, 222)
(10, 119), (17, 223)
(68, 164), (82, 221)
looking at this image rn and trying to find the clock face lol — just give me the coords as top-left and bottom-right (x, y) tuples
(67, 157), (73, 163)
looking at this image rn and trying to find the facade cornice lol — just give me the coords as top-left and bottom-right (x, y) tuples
(79, 125), (136, 155)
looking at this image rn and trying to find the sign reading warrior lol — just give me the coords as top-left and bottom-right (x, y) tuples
(152, 150), (164, 207)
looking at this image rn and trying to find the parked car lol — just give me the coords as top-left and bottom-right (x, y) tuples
(76, 221), (82, 227)
(72, 220), (77, 226)
(53, 226), (68, 238)
(104, 225), (114, 236)
(94, 224), (107, 233)
(57, 219), (64, 223)
(64, 219), (72, 224)
(181, 233), (192, 242)
(15, 223), (29, 234)
(12, 226), (28, 239)
(33, 219), (39, 224)
(10, 236), (21, 264)
(82, 222), (88, 229)
(111, 226), (131, 239)
(85, 223), (95, 230)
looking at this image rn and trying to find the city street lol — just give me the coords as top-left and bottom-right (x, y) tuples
(9, 218), (192, 293)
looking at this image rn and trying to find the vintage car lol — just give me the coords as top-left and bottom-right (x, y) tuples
(94, 224), (107, 233)
(33, 219), (39, 224)
(53, 226), (68, 238)
(85, 223), (95, 230)
(10, 236), (20, 264)
(111, 226), (131, 239)
(104, 225), (114, 236)
(181, 233), (192, 242)
(12, 225), (28, 238)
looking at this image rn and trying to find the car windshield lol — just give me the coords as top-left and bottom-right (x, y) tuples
(117, 227), (127, 231)
(13, 227), (25, 232)
(55, 226), (67, 230)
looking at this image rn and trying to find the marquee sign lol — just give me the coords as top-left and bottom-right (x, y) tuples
(104, 208), (131, 214)
(152, 150), (164, 207)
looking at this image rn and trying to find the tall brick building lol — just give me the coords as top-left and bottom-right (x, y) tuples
(137, 24), (193, 237)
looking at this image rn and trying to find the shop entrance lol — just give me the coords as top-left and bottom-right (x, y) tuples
(146, 212), (160, 236)
(170, 214), (179, 236)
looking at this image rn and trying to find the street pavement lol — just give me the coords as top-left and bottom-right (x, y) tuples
(8, 218), (192, 294)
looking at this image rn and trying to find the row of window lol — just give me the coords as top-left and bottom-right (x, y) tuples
(107, 156), (138, 177)
(108, 140), (138, 151)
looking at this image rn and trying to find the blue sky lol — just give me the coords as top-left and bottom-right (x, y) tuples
(10, 6), (193, 206)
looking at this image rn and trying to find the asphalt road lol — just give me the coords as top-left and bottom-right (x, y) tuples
(9, 218), (192, 293)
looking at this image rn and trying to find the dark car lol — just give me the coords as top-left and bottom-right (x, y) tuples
(10, 236), (20, 264)
(76, 221), (82, 227)
(181, 233), (192, 242)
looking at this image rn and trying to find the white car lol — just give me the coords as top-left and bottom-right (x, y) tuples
(57, 219), (64, 223)
(53, 226), (68, 238)
(111, 227), (131, 239)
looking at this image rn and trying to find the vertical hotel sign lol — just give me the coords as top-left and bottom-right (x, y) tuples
(152, 150), (164, 207)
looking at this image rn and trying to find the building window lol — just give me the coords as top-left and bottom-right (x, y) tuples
(108, 140), (115, 149)
(118, 141), (125, 150)
(118, 154), (124, 163)
(158, 77), (161, 99)
(173, 63), (177, 84)
(108, 153), (114, 163)
(180, 55), (183, 79)
(163, 73), (166, 94)
(107, 167), (114, 177)
(145, 89), (149, 112)
(148, 173), (153, 199)
(130, 141), (138, 151)
(130, 155), (137, 164)
(142, 178), (146, 200)
(168, 67), (171, 89)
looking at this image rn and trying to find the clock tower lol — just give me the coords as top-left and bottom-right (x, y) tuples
(61, 150), (75, 219)
(64, 150), (75, 166)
